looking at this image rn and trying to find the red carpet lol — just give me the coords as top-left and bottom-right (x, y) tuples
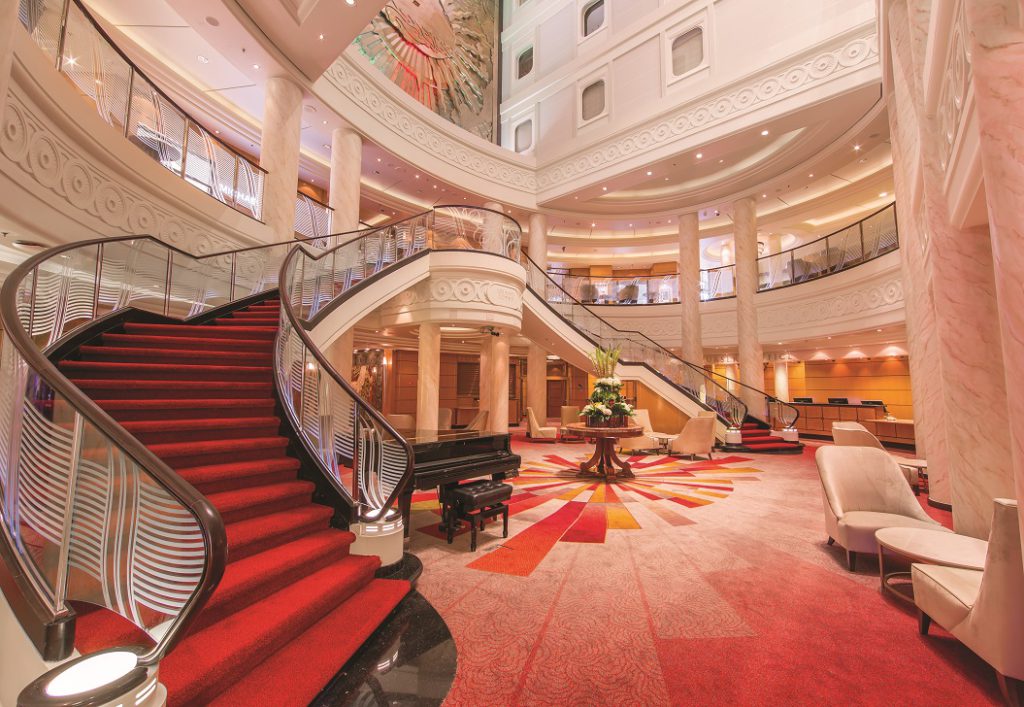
(61, 298), (408, 706)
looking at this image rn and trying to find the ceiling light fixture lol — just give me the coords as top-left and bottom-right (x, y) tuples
(879, 191), (888, 197)
(318, 33), (325, 40)
(602, 186), (607, 191)
(197, 55), (209, 64)
(808, 173), (814, 178)
(761, 193), (767, 198)
(345, 0), (355, 4)
(252, 63), (260, 69)
(645, 170), (652, 176)
(760, 129), (769, 136)
(695, 152), (703, 159)
(854, 144), (861, 151)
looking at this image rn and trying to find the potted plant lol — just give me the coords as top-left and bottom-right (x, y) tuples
(580, 346), (636, 428)
(581, 402), (612, 427)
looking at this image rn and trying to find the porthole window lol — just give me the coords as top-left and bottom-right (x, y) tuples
(581, 80), (605, 121)
(514, 120), (533, 153)
(671, 28), (704, 76)
(582, 0), (605, 37)
(517, 47), (534, 79)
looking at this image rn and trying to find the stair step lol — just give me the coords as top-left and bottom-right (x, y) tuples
(177, 457), (301, 495)
(121, 417), (281, 445)
(225, 506), (335, 563)
(148, 436), (290, 470)
(101, 333), (270, 352)
(230, 310), (280, 319)
(208, 579), (410, 707)
(191, 530), (355, 634)
(79, 345), (272, 366)
(213, 317), (280, 327)
(71, 379), (273, 400)
(124, 322), (276, 340)
(158, 556), (382, 705)
(95, 398), (277, 422)
(60, 360), (272, 382)
(206, 480), (315, 524)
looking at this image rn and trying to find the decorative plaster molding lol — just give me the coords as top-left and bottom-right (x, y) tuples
(322, 54), (538, 193)
(936, 0), (970, 173)
(1, 91), (242, 255)
(394, 277), (522, 310)
(535, 28), (880, 191)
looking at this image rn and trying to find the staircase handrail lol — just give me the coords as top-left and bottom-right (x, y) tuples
(0, 228), (360, 667)
(275, 205), (524, 521)
(520, 256), (749, 427)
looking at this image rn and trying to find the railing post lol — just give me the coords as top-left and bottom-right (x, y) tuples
(228, 252), (236, 302)
(163, 249), (173, 317)
(27, 268), (38, 337)
(54, 0), (71, 72)
(53, 411), (85, 613)
(790, 249), (796, 284)
(92, 242), (103, 319)
(180, 119), (191, 179)
(122, 67), (134, 138)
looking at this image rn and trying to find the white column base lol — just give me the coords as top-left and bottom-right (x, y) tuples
(725, 428), (743, 445)
(779, 427), (800, 442)
(350, 516), (405, 567)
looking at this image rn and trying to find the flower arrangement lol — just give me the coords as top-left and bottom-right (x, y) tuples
(580, 346), (635, 427)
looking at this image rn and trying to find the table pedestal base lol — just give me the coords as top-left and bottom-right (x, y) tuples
(577, 437), (634, 482)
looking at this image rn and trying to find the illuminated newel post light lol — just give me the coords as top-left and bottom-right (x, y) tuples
(18, 647), (163, 707)
(580, 346), (635, 428)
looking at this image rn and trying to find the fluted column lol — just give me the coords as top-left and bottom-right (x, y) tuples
(416, 323), (441, 430)
(489, 330), (510, 433)
(329, 122), (362, 232)
(527, 343), (547, 425)
(965, 0), (1024, 539)
(482, 201), (504, 254)
(733, 197), (764, 418)
(0, 0), (18, 117)
(528, 213), (548, 270)
(677, 212), (702, 364)
(478, 336), (492, 422)
(259, 77), (303, 243)
(328, 329), (354, 383)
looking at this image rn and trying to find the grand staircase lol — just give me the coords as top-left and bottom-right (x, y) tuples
(733, 419), (803, 454)
(57, 297), (409, 706)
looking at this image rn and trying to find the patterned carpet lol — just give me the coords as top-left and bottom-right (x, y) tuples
(410, 440), (1002, 706)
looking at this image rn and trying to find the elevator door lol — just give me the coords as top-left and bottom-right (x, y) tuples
(546, 379), (566, 420)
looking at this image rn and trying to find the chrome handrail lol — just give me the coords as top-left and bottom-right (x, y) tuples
(0, 229), (357, 666)
(294, 193), (334, 240)
(553, 203), (899, 304)
(276, 206), (524, 520)
(522, 257), (749, 427)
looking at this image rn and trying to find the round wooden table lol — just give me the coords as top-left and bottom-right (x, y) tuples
(561, 423), (645, 482)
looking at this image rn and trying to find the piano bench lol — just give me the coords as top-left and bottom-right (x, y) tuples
(445, 480), (513, 551)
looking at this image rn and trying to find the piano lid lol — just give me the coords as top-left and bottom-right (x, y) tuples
(395, 429), (508, 446)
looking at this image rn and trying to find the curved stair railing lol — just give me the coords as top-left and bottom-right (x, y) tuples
(522, 259), (749, 427)
(696, 367), (801, 430)
(275, 206), (522, 522)
(0, 230), (354, 665)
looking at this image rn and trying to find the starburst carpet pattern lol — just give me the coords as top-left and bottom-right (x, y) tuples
(410, 439), (1002, 705)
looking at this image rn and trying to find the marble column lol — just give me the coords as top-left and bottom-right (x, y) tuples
(964, 0), (1024, 540)
(329, 122), (362, 233)
(733, 197), (765, 418)
(489, 330), (510, 433)
(0, 0), (18, 117)
(527, 343), (547, 424)
(884, 0), (952, 508)
(773, 361), (790, 403)
(478, 336), (492, 421)
(528, 213), (548, 270)
(416, 323), (441, 431)
(327, 329), (354, 383)
(482, 201), (504, 255)
(259, 76), (304, 243)
(677, 212), (702, 364)
(724, 362), (739, 395)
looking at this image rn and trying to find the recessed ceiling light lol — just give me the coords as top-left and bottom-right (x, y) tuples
(628, 223), (633, 227)
(879, 191), (888, 197)
(695, 152), (703, 159)
(761, 129), (769, 136)
(645, 170), (652, 176)
(854, 144), (861, 151)
(345, 0), (355, 4)
(591, 223), (596, 227)
(808, 173), (814, 178)
(252, 63), (260, 69)
(322, 120), (328, 125)
(414, 174), (419, 179)
(664, 177), (669, 181)
(197, 55), (209, 64)
(215, 129), (220, 134)
(602, 186), (607, 191)
(376, 158), (381, 162)
(318, 33), (324, 40)
(761, 193), (767, 198)
(205, 16), (220, 26)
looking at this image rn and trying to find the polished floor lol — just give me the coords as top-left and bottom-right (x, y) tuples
(408, 440), (1002, 706)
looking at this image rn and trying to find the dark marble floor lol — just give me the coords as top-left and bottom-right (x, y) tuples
(311, 591), (456, 707)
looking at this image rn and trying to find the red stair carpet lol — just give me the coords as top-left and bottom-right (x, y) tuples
(59, 298), (409, 706)
(736, 421), (803, 453)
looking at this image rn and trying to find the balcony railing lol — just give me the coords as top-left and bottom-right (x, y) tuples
(294, 193), (334, 240)
(18, 0), (268, 220)
(553, 203), (898, 304)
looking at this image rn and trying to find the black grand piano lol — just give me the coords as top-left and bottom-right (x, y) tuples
(396, 428), (520, 534)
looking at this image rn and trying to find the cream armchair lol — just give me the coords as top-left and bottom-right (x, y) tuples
(526, 407), (557, 441)
(814, 446), (950, 571)
(618, 409), (657, 453)
(466, 410), (487, 430)
(560, 406), (582, 442)
(914, 499), (1023, 704)
(437, 407), (453, 430)
(386, 413), (415, 429)
(670, 415), (716, 460)
(832, 421), (917, 489)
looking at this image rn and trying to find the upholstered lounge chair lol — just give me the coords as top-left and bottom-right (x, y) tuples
(618, 409), (658, 453)
(670, 414), (716, 460)
(831, 421), (917, 489)
(914, 499), (1023, 705)
(437, 407), (453, 430)
(814, 446), (950, 571)
(526, 407), (557, 441)
(560, 406), (582, 441)
(386, 413), (415, 429)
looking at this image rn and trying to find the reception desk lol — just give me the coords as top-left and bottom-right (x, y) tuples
(790, 402), (915, 446)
